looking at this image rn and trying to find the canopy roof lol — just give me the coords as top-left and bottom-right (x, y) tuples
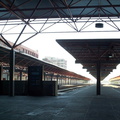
(0, 45), (90, 80)
(57, 39), (120, 80)
(0, 0), (120, 20)
(110, 75), (120, 81)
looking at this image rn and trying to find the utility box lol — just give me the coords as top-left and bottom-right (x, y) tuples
(43, 81), (58, 96)
(28, 66), (44, 96)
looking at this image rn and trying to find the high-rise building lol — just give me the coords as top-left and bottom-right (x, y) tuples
(42, 57), (67, 69)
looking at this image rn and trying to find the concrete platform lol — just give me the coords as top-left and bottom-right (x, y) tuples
(0, 84), (120, 120)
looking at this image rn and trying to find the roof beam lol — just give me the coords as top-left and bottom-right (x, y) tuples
(75, 59), (120, 64)
(1, 5), (120, 12)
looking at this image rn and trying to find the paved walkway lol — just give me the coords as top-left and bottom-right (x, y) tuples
(0, 84), (120, 120)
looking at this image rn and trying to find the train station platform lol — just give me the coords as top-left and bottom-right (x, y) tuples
(0, 84), (120, 120)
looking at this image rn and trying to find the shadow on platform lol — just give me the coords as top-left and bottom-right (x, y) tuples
(0, 84), (120, 120)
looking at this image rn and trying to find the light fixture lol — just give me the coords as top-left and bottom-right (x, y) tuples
(95, 23), (103, 28)
(108, 53), (114, 58)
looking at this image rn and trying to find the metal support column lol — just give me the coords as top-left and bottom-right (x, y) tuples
(56, 75), (59, 83)
(0, 66), (3, 80)
(51, 74), (53, 81)
(44, 72), (46, 81)
(9, 48), (15, 96)
(0, 66), (3, 94)
(20, 70), (22, 81)
(96, 61), (101, 95)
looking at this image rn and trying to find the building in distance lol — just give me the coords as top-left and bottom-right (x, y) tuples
(42, 56), (67, 69)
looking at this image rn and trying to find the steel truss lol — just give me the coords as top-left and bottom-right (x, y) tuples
(0, 0), (120, 47)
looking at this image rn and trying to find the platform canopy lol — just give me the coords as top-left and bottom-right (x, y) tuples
(0, 45), (90, 80)
(57, 39), (120, 80)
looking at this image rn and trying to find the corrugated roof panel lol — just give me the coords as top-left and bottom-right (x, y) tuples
(0, 0), (120, 19)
